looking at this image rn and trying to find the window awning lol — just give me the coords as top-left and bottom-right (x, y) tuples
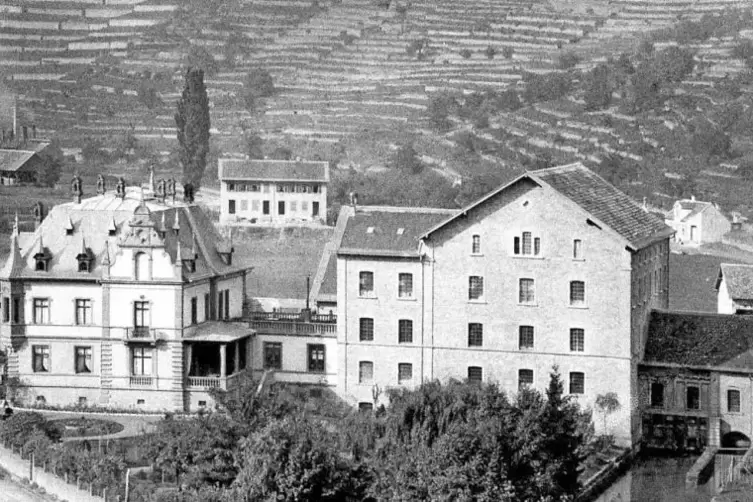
(183, 321), (255, 343)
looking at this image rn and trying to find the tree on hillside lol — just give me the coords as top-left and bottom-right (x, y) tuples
(583, 64), (612, 111)
(175, 67), (211, 189)
(393, 143), (423, 174)
(242, 68), (275, 111)
(185, 45), (220, 77)
(246, 133), (264, 159)
(523, 72), (572, 103)
(270, 147), (293, 160)
(427, 91), (458, 131)
(691, 118), (731, 159)
(35, 140), (64, 187)
(627, 61), (663, 112)
(654, 46), (695, 84)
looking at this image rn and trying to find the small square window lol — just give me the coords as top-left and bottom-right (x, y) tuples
(519, 326), (534, 349)
(569, 372), (585, 394)
(137, 399), (146, 405)
(472, 235), (481, 254)
(518, 369), (533, 390)
(468, 366), (483, 384)
(308, 344), (326, 373)
(263, 342), (282, 370)
(468, 323), (483, 347)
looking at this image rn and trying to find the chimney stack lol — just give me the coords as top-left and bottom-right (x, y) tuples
(71, 175), (82, 204)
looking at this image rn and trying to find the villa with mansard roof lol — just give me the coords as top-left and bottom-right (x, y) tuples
(0, 178), (253, 412)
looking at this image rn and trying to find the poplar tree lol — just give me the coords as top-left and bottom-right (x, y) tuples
(175, 67), (210, 189)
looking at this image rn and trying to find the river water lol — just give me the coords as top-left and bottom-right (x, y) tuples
(595, 455), (718, 502)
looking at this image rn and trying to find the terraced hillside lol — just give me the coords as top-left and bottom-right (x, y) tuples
(5, 0), (753, 219)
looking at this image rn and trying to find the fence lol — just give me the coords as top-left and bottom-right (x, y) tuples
(0, 439), (113, 501)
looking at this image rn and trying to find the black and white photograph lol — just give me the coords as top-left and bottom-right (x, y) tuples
(1, 0), (753, 500)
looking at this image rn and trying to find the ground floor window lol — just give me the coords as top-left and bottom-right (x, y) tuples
(132, 346), (153, 376)
(308, 344), (325, 373)
(75, 346), (92, 374)
(32, 345), (50, 373)
(264, 342), (282, 370)
(468, 366), (482, 384)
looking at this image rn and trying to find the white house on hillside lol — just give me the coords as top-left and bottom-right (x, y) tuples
(666, 197), (730, 246)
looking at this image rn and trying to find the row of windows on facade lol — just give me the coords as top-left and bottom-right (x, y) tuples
(228, 199), (320, 216)
(357, 319), (586, 351)
(467, 233), (586, 259)
(358, 272), (587, 305)
(226, 183), (322, 193)
(2, 290), (231, 326)
(31, 343), (249, 376)
(262, 342), (326, 373)
(649, 382), (742, 413)
(356, 362), (586, 394)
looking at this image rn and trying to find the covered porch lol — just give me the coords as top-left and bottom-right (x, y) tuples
(184, 321), (254, 390)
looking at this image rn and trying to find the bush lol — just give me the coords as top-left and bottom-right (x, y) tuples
(502, 46), (514, 59)
(485, 45), (497, 59)
(393, 143), (423, 174)
(459, 49), (472, 59)
(523, 72), (572, 103)
(558, 51), (581, 70)
(242, 69), (275, 111)
(0, 412), (60, 449)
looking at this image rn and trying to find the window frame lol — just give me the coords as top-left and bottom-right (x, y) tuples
(467, 366), (483, 384)
(359, 361), (374, 384)
(728, 389), (742, 413)
(2, 297), (9, 323)
(190, 297), (198, 325)
(513, 231), (541, 257)
(471, 234), (481, 255)
(518, 278), (535, 305)
(359, 317), (374, 342)
(75, 298), (92, 326)
(518, 369), (534, 390)
(650, 382), (664, 408)
(569, 372), (585, 395)
(573, 239), (583, 260)
(468, 322), (483, 347)
(468, 275), (484, 301)
(359, 271), (375, 298)
(74, 346), (92, 374)
(519, 325), (534, 350)
(398, 363), (413, 384)
(570, 281), (586, 306)
(569, 328), (584, 352)
(32, 297), (50, 325)
(133, 300), (150, 328)
(263, 342), (283, 370)
(398, 273), (414, 299)
(307, 344), (326, 373)
(398, 319), (413, 344)
(686, 385), (701, 410)
(32, 344), (50, 373)
(131, 345), (153, 376)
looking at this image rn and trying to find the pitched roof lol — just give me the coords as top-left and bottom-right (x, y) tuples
(644, 310), (753, 371)
(219, 159), (329, 182)
(533, 163), (672, 248)
(717, 263), (753, 300)
(422, 162), (673, 250)
(338, 206), (458, 258)
(0, 149), (37, 172)
(0, 187), (242, 281)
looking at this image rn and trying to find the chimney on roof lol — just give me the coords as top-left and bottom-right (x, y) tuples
(71, 175), (82, 204)
(148, 164), (155, 194)
(96, 174), (106, 195)
(33, 202), (45, 230)
(115, 177), (126, 199)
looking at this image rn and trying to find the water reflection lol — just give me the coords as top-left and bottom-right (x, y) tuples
(595, 454), (719, 502)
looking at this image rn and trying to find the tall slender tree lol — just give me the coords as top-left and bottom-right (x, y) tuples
(175, 67), (210, 189)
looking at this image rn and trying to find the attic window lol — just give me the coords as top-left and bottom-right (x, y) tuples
(35, 259), (47, 272)
(366, 227), (375, 234)
(109, 228), (117, 237)
(66, 227), (74, 236)
(78, 260), (90, 273)
(183, 259), (196, 273)
(396, 228), (405, 235)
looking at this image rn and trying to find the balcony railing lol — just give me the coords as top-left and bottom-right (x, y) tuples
(250, 311), (337, 324)
(250, 320), (336, 336)
(185, 372), (244, 390)
(125, 327), (158, 343)
(130, 376), (153, 386)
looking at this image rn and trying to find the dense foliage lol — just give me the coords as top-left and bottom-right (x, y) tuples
(175, 68), (211, 189)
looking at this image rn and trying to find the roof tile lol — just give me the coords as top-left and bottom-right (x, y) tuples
(719, 263), (753, 300)
(219, 159), (329, 182)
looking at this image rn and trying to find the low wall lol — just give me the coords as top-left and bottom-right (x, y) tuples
(0, 442), (104, 502)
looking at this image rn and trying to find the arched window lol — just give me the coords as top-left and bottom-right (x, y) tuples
(134, 252), (149, 281)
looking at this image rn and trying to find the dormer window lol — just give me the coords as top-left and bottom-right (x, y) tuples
(35, 258), (48, 272)
(33, 238), (51, 272)
(78, 260), (90, 273)
(65, 217), (74, 236)
(108, 218), (117, 237)
(183, 259), (196, 273)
